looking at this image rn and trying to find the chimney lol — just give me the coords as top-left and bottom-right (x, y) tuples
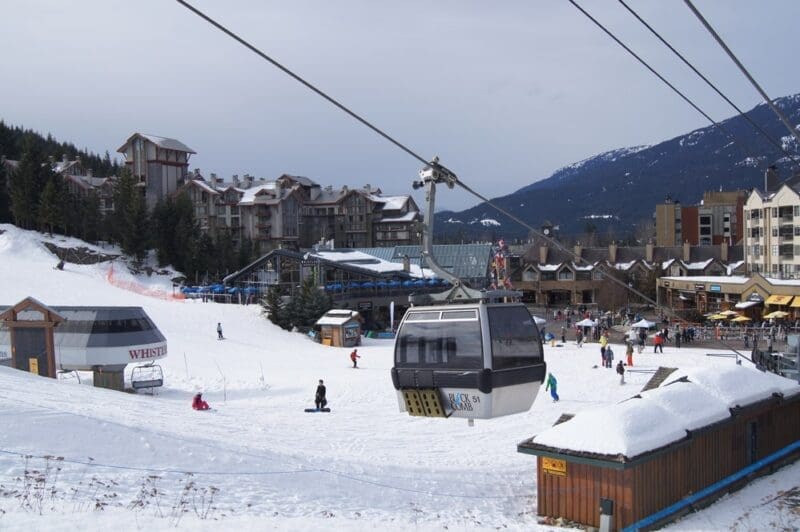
(539, 245), (548, 264)
(608, 241), (618, 263)
(765, 165), (779, 192)
(645, 239), (654, 262)
(683, 240), (691, 262)
(402, 254), (410, 272)
(573, 242), (582, 260)
(232, 174), (240, 187)
(721, 239), (728, 263)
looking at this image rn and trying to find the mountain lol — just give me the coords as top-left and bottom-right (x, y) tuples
(435, 94), (800, 242)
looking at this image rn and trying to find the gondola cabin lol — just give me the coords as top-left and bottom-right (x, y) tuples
(391, 302), (546, 419)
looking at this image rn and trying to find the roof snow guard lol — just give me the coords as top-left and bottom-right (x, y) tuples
(518, 365), (799, 466)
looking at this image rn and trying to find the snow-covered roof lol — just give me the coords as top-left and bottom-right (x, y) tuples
(189, 179), (220, 195)
(538, 264), (560, 272)
(315, 310), (360, 326)
(682, 258), (714, 270)
(661, 275), (750, 284)
(613, 260), (637, 271)
(573, 262), (595, 271)
(238, 183), (277, 205)
(735, 300), (760, 309)
(727, 260), (745, 275)
(133, 133), (196, 154)
(661, 258), (675, 269)
(368, 194), (408, 211)
(312, 250), (432, 277)
(377, 212), (418, 223)
(530, 365), (799, 459)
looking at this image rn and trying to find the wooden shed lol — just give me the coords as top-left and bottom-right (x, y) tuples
(518, 366), (800, 530)
(0, 297), (64, 379)
(315, 310), (362, 347)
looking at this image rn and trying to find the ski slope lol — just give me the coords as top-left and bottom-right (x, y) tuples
(0, 224), (797, 531)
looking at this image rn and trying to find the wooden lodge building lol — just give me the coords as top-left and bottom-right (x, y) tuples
(517, 366), (800, 530)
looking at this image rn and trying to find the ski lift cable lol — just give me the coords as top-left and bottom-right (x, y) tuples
(684, 0), (800, 153)
(175, 0), (429, 169)
(176, 0), (751, 361)
(617, 0), (800, 171)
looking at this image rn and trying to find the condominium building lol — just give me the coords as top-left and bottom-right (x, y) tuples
(744, 183), (800, 278)
(655, 191), (745, 247)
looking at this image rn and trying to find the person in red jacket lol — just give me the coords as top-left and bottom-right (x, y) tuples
(653, 333), (664, 354)
(350, 348), (361, 368)
(192, 392), (210, 410)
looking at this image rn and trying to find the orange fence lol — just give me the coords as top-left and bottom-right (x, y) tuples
(106, 263), (185, 301)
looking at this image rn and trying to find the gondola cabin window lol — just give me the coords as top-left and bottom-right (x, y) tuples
(395, 309), (483, 369)
(488, 306), (542, 370)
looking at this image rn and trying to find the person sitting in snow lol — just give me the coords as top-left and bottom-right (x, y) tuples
(192, 392), (210, 410)
(350, 349), (360, 368)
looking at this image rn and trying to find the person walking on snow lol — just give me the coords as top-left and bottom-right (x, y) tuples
(545, 373), (559, 402)
(605, 345), (614, 368)
(192, 392), (210, 410)
(576, 328), (584, 348)
(217, 322), (224, 340)
(599, 332), (609, 365)
(315, 379), (327, 410)
(350, 349), (360, 368)
(616, 361), (626, 385)
(626, 341), (634, 367)
(654, 332), (664, 353)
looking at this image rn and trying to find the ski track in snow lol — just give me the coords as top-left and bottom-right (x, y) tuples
(0, 224), (797, 531)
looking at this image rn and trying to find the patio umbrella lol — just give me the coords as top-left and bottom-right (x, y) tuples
(718, 310), (739, 317)
(575, 318), (596, 327)
(763, 310), (789, 319)
(631, 319), (655, 328)
(708, 314), (728, 320)
(731, 316), (751, 323)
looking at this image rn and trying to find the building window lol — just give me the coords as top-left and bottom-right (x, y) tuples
(558, 269), (573, 280)
(773, 208), (778, 218)
(772, 245), (779, 256)
(773, 228), (779, 237)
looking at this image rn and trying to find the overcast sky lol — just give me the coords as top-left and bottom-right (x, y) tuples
(3, 1), (800, 211)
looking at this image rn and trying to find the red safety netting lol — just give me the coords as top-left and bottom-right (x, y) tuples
(106, 263), (185, 301)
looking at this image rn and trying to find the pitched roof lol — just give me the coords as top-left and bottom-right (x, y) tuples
(117, 133), (196, 154)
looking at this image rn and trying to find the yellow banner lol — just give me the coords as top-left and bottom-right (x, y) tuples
(29, 358), (39, 375)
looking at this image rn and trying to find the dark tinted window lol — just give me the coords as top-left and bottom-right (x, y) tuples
(488, 306), (542, 370)
(395, 321), (483, 369)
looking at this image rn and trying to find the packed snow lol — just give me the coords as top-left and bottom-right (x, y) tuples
(0, 224), (798, 531)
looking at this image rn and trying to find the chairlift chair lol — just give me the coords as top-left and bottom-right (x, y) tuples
(131, 363), (164, 392)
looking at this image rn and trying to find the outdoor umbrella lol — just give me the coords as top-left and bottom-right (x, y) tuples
(731, 316), (751, 323)
(718, 310), (739, 317)
(575, 318), (596, 327)
(708, 314), (728, 320)
(763, 310), (789, 319)
(631, 319), (655, 328)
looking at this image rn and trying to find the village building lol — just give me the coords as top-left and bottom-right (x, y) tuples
(655, 190), (746, 247)
(744, 178), (800, 279)
(117, 132), (195, 210)
(517, 365), (800, 530)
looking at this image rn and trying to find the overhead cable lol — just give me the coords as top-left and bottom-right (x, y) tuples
(683, 0), (800, 150)
(618, 0), (800, 169)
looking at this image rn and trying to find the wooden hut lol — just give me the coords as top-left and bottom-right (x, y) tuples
(315, 310), (362, 347)
(518, 366), (800, 530)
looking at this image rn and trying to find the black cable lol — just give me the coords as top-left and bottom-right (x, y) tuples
(175, 0), (430, 168)
(618, 0), (800, 170)
(683, 0), (800, 152)
(176, 0), (751, 359)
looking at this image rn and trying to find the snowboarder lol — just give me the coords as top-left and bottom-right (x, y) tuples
(217, 322), (224, 340)
(192, 392), (210, 410)
(55, 259), (65, 271)
(350, 349), (360, 368)
(616, 360), (625, 385)
(545, 373), (559, 402)
(315, 379), (327, 410)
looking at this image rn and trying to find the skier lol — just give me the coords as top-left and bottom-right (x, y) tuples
(192, 392), (210, 411)
(616, 360), (626, 385)
(545, 373), (559, 402)
(217, 322), (224, 340)
(315, 379), (327, 410)
(350, 349), (360, 368)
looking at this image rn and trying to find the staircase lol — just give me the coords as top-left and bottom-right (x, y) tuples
(641, 367), (678, 392)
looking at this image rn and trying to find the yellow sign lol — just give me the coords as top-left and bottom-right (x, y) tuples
(29, 358), (39, 375)
(542, 457), (567, 476)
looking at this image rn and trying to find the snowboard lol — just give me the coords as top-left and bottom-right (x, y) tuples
(304, 408), (331, 413)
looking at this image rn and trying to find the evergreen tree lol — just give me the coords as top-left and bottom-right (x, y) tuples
(38, 177), (62, 235)
(81, 194), (102, 243)
(0, 162), (10, 223)
(113, 169), (149, 260)
(10, 138), (51, 229)
(263, 285), (289, 329)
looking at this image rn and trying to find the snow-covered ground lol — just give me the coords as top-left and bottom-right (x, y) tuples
(0, 224), (797, 531)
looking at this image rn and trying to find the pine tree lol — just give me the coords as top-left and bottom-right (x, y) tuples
(38, 177), (62, 235)
(113, 169), (149, 260)
(0, 162), (10, 223)
(263, 285), (289, 329)
(10, 137), (51, 229)
(81, 194), (102, 243)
